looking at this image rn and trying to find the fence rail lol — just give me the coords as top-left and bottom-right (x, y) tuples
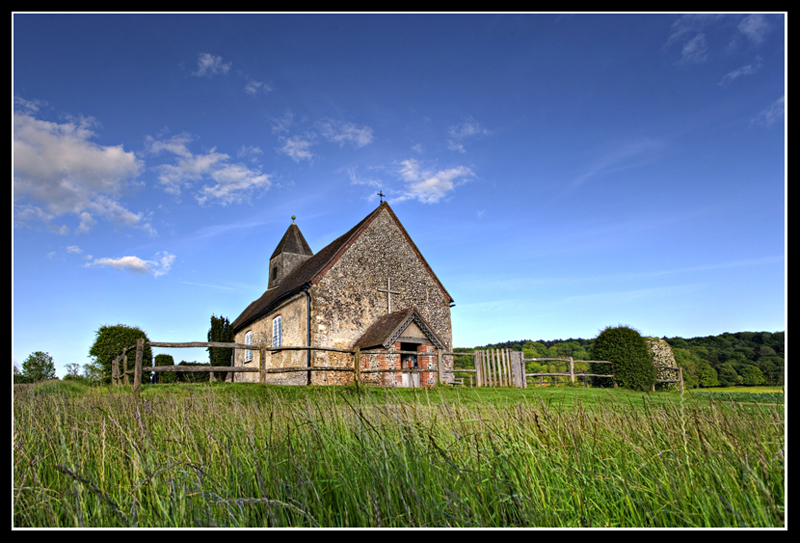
(113, 340), (474, 395)
(112, 341), (683, 395)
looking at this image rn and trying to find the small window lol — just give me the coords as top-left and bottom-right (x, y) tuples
(245, 330), (253, 362)
(272, 316), (282, 348)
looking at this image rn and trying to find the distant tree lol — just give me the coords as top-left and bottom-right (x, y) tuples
(154, 353), (176, 384)
(88, 325), (152, 384)
(756, 355), (784, 386)
(176, 361), (210, 383)
(741, 365), (765, 386)
(590, 325), (655, 391)
(65, 363), (82, 379)
(207, 314), (234, 382)
(81, 360), (105, 385)
(13, 365), (32, 384)
(716, 364), (742, 387)
(698, 362), (719, 388)
(21, 351), (57, 382)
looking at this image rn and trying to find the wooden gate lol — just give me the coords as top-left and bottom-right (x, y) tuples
(474, 349), (526, 388)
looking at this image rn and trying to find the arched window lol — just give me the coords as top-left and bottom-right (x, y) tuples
(245, 330), (253, 362)
(272, 316), (282, 348)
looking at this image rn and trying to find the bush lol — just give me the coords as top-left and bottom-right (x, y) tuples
(155, 354), (177, 384)
(591, 325), (655, 391)
(88, 325), (152, 384)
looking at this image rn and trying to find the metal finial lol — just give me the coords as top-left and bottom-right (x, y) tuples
(291, 215), (296, 222)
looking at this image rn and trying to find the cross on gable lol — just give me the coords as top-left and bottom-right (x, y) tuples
(377, 278), (400, 313)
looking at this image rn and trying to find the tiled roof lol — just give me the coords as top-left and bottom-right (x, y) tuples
(353, 306), (445, 350)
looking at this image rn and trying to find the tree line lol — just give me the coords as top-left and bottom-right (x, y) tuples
(14, 313), (784, 391)
(454, 330), (785, 389)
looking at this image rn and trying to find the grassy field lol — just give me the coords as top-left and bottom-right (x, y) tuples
(13, 381), (785, 528)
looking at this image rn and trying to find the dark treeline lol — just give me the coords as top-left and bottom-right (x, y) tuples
(455, 331), (785, 389)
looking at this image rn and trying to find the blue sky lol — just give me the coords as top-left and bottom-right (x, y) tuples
(13, 13), (785, 377)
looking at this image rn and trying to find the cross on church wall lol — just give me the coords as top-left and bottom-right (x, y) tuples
(377, 278), (400, 313)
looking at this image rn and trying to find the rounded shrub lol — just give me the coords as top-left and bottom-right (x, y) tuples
(591, 325), (656, 391)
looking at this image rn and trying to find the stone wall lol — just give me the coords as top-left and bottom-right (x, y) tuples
(309, 207), (453, 384)
(233, 293), (308, 384)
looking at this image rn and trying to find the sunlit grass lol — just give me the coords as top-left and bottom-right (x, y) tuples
(13, 382), (784, 527)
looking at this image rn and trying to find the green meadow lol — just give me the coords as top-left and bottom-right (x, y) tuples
(13, 381), (785, 528)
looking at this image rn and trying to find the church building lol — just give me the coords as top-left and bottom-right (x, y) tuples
(231, 201), (455, 386)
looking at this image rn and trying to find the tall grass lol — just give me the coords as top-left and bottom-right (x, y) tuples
(13, 383), (784, 527)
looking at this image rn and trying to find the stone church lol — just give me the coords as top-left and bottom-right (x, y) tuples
(230, 201), (455, 386)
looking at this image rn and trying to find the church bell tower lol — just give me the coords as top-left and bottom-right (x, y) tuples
(268, 216), (314, 290)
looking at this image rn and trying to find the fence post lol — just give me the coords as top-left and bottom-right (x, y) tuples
(259, 345), (266, 385)
(474, 351), (482, 387)
(133, 338), (144, 396)
(123, 352), (129, 385)
(569, 357), (575, 383)
(679, 367), (684, 394)
(112, 355), (119, 386)
(354, 347), (361, 387)
(437, 350), (442, 386)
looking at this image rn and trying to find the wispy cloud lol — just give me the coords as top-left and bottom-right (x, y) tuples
(192, 53), (231, 77)
(737, 14), (771, 44)
(571, 138), (665, 188)
(753, 96), (785, 127)
(447, 116), (489, 153)
(277, 134), (316, 163)
(85, 251), (175, 277)
(244, 78), (272, 96)
(664, 15), (717, 64)
(392, 158), (475, 204)
(665, 14), (775, 66)
(719, 56), (763, 87)
(275, 119), (374, 163)
(318, 119), (374, 148)
(13, 110), (149, 235)
(146, 132), (272, 205)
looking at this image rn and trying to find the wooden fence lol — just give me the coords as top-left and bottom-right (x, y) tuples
(112, 339), (473, 396)
(450, 350), (684, 393)
(111, 341), (684, 395)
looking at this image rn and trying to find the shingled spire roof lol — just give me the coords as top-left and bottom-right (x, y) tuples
(270, 221), (313, 259)
(232, 201), (453, 333)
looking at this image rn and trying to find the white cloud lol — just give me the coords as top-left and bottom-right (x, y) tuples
(192, 53), (231, 77)
(754, 96), (785, 127)
(277, 135), (316, 163)
(447, 117), (488, 153)
(346, 166), (383, 188)
(66, 245), (82, 254)
(448, 117), (489, 140)
(393, 158), (475, 204)
(738, 14), (771, 44)
(244, 79), (272, 96)
(271, 111), (295, 134)
(13, 111), (147, 234)
(146, 133), (272, 204)
(681, 34), (709, 64)
(85, 251), (175, 277)
(719, 56), (763, 87)
(318, 120), (374, 148)
(664, 15), (719, 64)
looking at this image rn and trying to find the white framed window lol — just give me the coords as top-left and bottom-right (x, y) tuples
(245, 330), (253, 362)
(272, 316), (282, 348)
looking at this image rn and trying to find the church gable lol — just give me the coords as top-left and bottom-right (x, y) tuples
(311, 204), (453, 353)
(354, 307), (445, 350)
